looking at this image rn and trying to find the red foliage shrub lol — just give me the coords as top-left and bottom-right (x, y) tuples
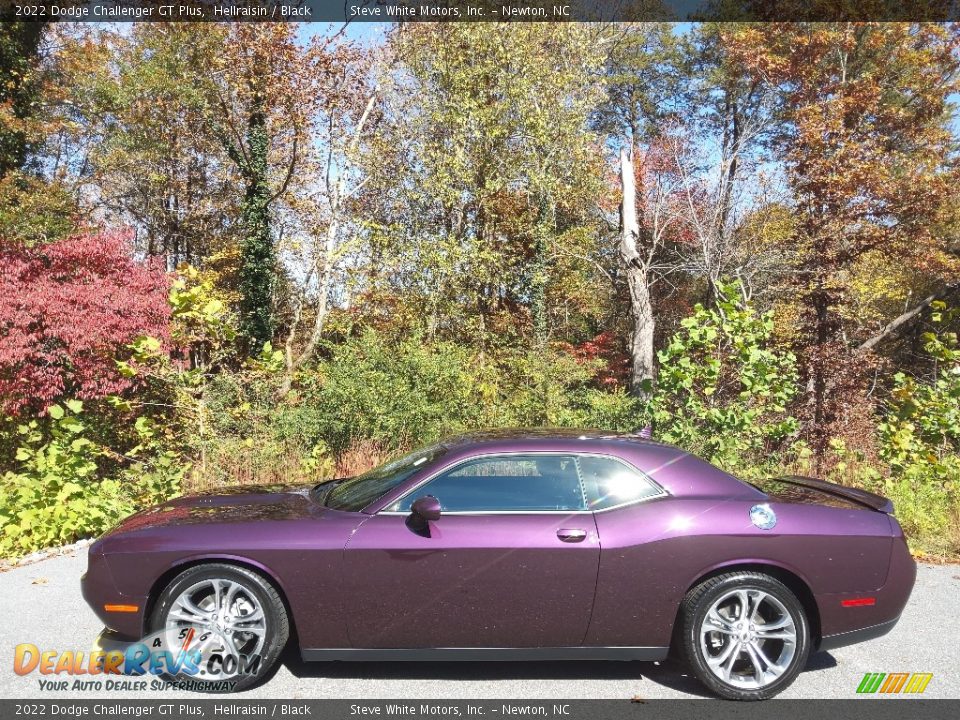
(569, 331), (631, 388)
(0, 232), (171, 415)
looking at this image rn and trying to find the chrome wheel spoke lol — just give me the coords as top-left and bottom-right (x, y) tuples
(757, 614), (792, 631)
(231, 622), (266, 639)
(222, 580), (241, 613)
(744, 642), (767, 684)
(182, 594), (212, 618)
(230, 616), (266, 637)
(751, 641), (780, 673)
(706, 640), (740, 680)
(720, 643), (741, 681)
(735, 590), (751, 621)
(756, 629), (795, 641)
(222, 632), (242, 659)
(169, 596), (211, 625)
(168, 610), (202, 626)
(703, 611), (734, 635)
(232, 605), (264, 625)
(194, 631), (220, 656)
(210, 579), (224, 611)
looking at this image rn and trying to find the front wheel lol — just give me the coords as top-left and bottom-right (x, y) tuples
(679, 572), (810, 700)
(149, 563), (289, 692)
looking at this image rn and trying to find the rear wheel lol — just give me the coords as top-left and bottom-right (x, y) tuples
(679, 572), (810, 700)
(149, 564), (288, 692)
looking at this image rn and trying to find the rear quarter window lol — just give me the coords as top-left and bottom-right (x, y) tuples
(578, 456), (662, 510)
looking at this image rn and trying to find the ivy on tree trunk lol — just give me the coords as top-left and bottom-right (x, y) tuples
(530, 195), (551, 349)
(237, 93), (275, 354)
(0, 22), (47, 179)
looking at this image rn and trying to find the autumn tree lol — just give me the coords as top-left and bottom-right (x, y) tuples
(0, 21), (79, 245)
(672, 24), (782, 301)
(80, 24), (340, 354)
(360, 24), (607, 350)
(278, 38), (381, 395)
(77, 24), (240, 267)
(617, 135), (690, 396)
(732, 23), (960, 455)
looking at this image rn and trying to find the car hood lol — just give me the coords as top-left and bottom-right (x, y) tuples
(103, 482), (327, 536)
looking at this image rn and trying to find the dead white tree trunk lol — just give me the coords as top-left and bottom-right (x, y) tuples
(279, 91), (378, 397)
(619, 145), (655, 398)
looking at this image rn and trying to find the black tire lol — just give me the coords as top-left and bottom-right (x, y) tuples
(149, 563), (289, 692)
(678, 572), (810, 700)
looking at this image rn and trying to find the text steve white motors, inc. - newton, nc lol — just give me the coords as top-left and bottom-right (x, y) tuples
(349, 4), (573, 20)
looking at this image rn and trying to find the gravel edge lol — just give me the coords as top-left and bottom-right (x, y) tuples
(0, 537), (95, 573)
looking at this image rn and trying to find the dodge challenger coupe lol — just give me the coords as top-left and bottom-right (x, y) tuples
(82, 429), (915, 700)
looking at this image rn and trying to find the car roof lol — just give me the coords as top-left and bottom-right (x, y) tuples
(422, 429), (762, 502)
(437, 427), (674, 453)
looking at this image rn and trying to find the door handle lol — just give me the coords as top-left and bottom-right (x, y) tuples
(557, 528), (587, 542)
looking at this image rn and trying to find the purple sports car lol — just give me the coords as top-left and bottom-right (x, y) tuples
(82, 429), (915, 700)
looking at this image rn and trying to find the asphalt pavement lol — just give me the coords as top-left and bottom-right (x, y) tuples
(1, 548), (957, 700)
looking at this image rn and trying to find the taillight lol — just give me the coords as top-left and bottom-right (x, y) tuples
(841, 597), (876, 607)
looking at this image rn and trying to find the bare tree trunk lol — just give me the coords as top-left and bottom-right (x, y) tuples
(857, 283), (959, 353)
(619, 145), (655, 398)
(299, 220), (338, 362)
(625, 264), (655, 397)
(278, 211), (338, 398)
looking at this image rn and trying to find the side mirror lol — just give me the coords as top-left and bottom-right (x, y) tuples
(410, 495), (441, 523)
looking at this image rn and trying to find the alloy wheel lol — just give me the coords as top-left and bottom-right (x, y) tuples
(698, 587), (798, 690)
(165, 577), (267, 678)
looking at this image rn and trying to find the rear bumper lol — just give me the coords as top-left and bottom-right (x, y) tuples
(815, 530), (916, 649)
(818, 616), (900, 652)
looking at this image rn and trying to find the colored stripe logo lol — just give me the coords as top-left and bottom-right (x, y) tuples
(857, 672), (933, 694)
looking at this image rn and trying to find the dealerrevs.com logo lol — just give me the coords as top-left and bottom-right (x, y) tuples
(13, 628), (262, 692)
(856, 673), (934, 695)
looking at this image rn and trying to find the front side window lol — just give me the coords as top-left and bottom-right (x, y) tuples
(578, 456), (662, 510)
(392, 454), (585, 512)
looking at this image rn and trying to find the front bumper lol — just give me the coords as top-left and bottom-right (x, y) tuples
(81, 542), (147, 640)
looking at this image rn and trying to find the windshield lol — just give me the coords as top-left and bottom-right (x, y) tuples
(325, 444), (447, 512)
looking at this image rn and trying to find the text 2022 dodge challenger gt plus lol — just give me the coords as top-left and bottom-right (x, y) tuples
(81, 429), (916, 700)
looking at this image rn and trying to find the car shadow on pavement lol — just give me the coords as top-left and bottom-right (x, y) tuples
(276, 646), (838, 699)
(803, 651), (839, 672)
(278, 646), (712, 697)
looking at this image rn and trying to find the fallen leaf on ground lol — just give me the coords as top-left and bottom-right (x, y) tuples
(31, 577), (49, 585)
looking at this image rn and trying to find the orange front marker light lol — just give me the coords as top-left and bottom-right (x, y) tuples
(103, 604), (139, 613)
(841, 597), (876, 607)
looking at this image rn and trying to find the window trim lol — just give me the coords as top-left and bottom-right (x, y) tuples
(376, 451), (669, 516)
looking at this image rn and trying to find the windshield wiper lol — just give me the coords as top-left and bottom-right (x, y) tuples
(310, 478), (344, 506)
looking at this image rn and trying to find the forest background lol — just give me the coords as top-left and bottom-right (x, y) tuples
(1, 21), (958, 559)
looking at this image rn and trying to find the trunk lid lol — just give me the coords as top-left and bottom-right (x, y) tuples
(755, 475), (894, 514)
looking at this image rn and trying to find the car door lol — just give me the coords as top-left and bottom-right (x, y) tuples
(342, 453), (600, 649)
